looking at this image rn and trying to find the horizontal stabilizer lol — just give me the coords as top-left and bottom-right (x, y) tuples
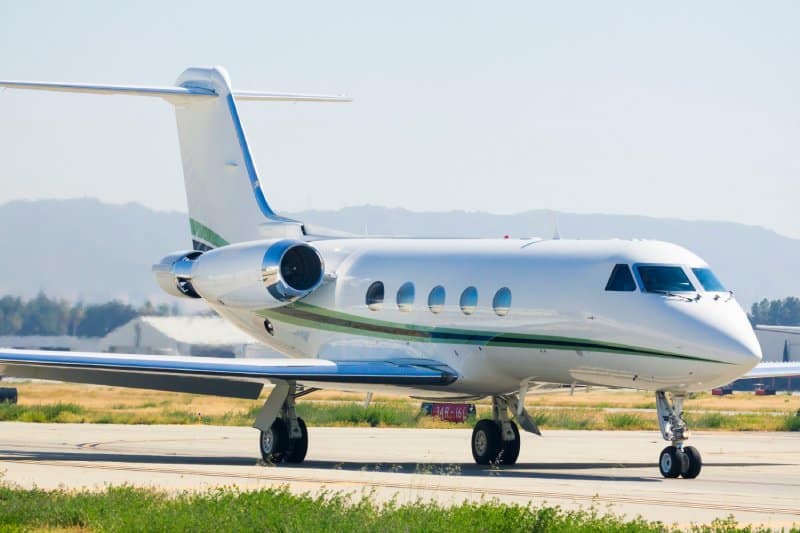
(0, 80), (351, 104)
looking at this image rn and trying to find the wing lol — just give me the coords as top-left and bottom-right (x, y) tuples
(0, 349), (457, 400)
(741, 361), (800, 380)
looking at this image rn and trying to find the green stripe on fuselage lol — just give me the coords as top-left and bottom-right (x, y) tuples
(259, 302), (729, 365)
(190, 218), (229, 248)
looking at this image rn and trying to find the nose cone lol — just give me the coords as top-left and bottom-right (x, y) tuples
(691, 299), (762, 371)
(715, 317), (762, 369)
(661, 298), (761, 372)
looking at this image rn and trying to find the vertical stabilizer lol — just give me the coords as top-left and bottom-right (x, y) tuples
(173, 67), (300, 250)
(0, 67), (350, 249)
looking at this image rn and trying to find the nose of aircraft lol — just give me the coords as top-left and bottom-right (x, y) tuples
(661, 298), (762, 374)
(719, 319), (762, 368)
(700, 301), (762, 371)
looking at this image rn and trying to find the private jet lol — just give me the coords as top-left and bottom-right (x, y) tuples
(1, 67), (796, 479)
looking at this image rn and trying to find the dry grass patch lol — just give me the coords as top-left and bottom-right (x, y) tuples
(5, 381), (800, 431)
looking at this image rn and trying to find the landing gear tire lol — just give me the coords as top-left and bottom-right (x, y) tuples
(260, 418), (288, 463)
(659, 445), (686, 478)
(680, 445), (702, 479)
(497, 421), (520, 466)
(472, 420), (502, 465)
(284, 417), (309, 464)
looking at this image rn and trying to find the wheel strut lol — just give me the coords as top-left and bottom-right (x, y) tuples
(655, 391), (702, 479)
(255, 380), (310, 464)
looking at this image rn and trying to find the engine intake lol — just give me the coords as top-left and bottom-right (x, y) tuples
(262, 240), (325, 301)
(152, 250), (203, 299)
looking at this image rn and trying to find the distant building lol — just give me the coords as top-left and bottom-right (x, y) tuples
(97, 316), (283, 358)
(0, 335), (95, 352)
(732, 325), (800, 391)
(754, 325), (799, 362)
(0, 316), (283, 359)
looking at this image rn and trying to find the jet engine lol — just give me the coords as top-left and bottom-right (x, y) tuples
(152, 250), (204, 299)
(153, 240), (325, 309)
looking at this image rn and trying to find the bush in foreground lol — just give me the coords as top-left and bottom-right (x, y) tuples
(0, 484), (787, 532)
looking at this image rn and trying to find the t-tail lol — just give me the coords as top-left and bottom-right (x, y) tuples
(0, 67), (350, 249)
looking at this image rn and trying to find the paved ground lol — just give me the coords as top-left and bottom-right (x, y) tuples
(1, 423), (798, 528)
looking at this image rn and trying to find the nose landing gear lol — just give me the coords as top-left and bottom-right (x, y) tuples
(655, 391), (702, 479)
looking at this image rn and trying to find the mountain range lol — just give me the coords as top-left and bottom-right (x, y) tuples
(0, 198), (795, 308)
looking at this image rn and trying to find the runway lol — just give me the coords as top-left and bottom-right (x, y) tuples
(1, 423), (798, 527)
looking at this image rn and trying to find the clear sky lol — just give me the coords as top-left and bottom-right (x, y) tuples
(1, 1), (798, 237)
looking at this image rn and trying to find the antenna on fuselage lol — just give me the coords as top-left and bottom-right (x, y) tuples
(550, 212), (561, 240)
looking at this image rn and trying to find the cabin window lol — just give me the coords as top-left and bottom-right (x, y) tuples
(636, 266), (695, 293)
(366, 281), (384, 311)
(692, 268), (726, 292)
(428, 285), (446, 314)
(492, 287), (512, 316)
(460, 286), (478, 315)
(396, 282), (415, 312)
(605, 264), (637, 292)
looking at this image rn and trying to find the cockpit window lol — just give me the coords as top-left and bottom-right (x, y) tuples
(605, 264), (637, 292)
(692, 268), (726, 292)
(636, 265), (696, 293)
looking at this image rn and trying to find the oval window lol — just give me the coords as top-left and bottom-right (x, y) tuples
(428, 285), (446, 314)
(365, 281), (384, 311)
(492, 287), (512, 316)
(460, 286), (478, 315)
(396, 282), (415, 312)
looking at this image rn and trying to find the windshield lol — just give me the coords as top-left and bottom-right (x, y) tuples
(692, 268), (726, 292)
(636, 265), (696, 293)
(605, 264), (637, 291)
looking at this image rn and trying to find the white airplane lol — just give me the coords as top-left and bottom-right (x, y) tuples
(1, 67), (797, 479)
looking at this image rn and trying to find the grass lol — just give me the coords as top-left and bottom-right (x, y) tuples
(295, 402), (420, 427)
(2, 382), (799, 432)
(4, 400), (799, 432)
(0, 484), (787, 532)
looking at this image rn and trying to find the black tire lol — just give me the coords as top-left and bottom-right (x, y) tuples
(471, 419), (502, 465)
(497, 421), (520, 465)
(284, 417), (309, 464)
(681, 446), (702, 479)
(259, 418), (288, 463)
(658, 445), (684, 478)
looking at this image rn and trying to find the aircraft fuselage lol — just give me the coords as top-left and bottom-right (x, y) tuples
(199, 237), (761, 397)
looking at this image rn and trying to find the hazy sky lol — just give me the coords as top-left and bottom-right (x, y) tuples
(1, 2), (798, 237)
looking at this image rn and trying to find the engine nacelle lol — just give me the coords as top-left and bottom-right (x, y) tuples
(162, 239), (325, 309)
(152, 250), (204, 299)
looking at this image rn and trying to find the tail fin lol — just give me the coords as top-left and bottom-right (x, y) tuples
(0, 66), (350, 249)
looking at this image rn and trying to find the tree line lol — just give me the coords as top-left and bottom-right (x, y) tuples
(0, 293), (179, 338)
(749, 297), (800, 326)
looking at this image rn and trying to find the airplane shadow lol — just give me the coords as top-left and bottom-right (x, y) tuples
(0, 449), (784, 484)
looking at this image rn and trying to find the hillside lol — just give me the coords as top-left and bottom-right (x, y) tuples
(0, 199), (796, 307)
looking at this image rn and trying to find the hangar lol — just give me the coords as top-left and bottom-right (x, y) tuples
(96, 316), (281, 358)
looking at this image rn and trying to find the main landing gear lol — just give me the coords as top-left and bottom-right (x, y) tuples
(254, 381), (312, 464)
(470, 394), (540, 466)
(655, 391), (702, 479)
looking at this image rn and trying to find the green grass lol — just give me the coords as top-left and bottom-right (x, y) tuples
(0, 484), (785, 532)
(784, 413), (800, 431)
(605, 412), (650, 430)
(295, 402), (421, 427)
(0, 402), (86, 423)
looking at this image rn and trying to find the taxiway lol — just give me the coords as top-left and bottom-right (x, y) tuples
(1, 423), (798, 527)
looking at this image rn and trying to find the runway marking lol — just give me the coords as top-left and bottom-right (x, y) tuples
(4, 457), (800, 518)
